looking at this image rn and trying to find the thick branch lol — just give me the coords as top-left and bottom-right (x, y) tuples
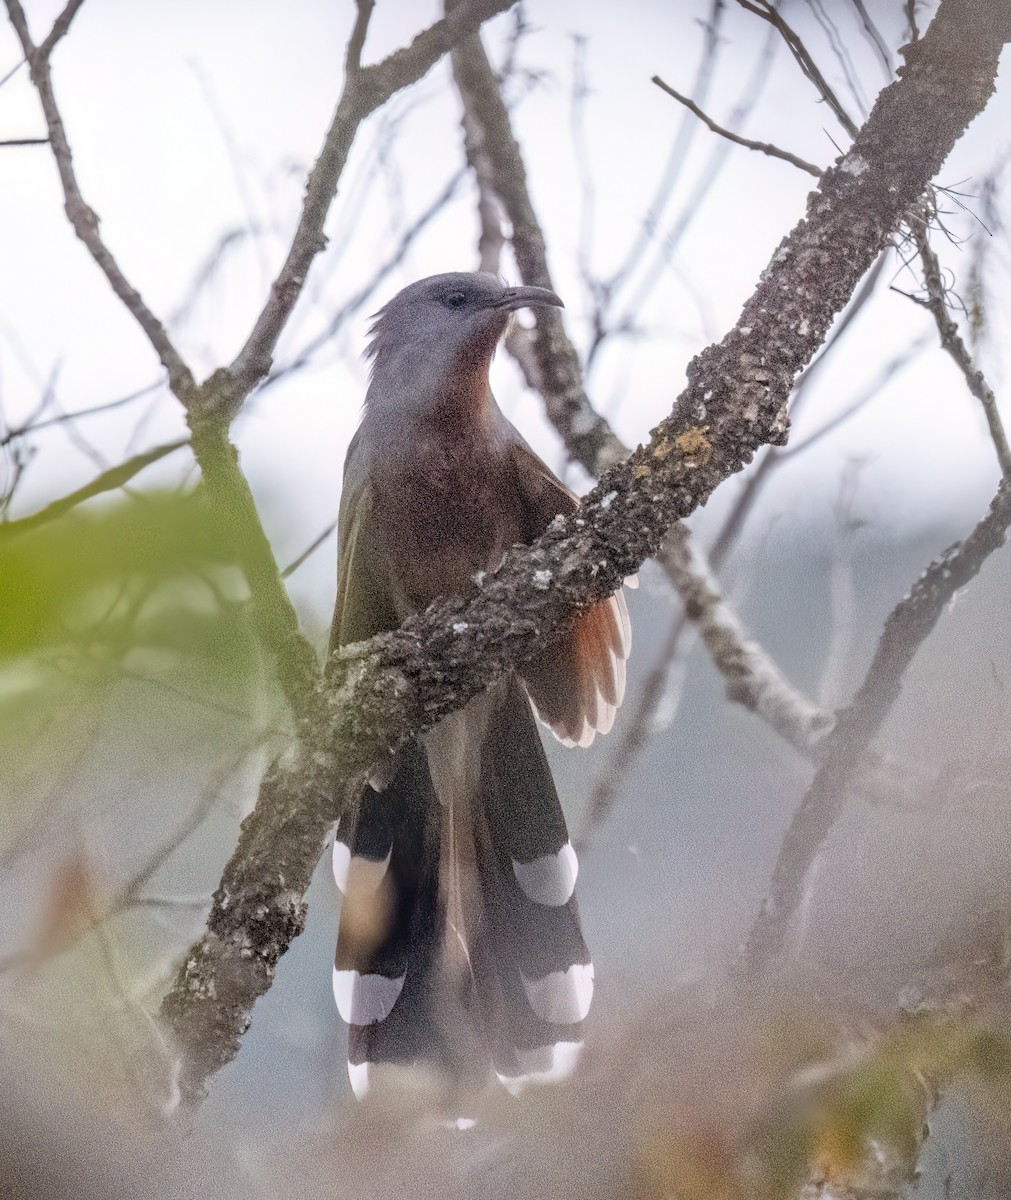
(160, 0), (1011, 1106)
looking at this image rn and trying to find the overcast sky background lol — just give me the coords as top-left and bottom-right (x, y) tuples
(2, 0), (1010, 644)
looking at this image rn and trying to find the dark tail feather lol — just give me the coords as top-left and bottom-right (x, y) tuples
(333, 744), (447, 1097)
(469, 674), (593, 1086)
(333, 675), (592, 1096)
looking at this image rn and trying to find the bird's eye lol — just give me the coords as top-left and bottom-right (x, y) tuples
(442, 290), (468, 309)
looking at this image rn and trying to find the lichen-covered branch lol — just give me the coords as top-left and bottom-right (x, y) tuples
(160, 0), (1011, 1106)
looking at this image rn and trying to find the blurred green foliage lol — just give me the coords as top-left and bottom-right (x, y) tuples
(0, 492), (268, 749)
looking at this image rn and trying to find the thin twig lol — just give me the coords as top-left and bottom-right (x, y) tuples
(0, 380), (163, 448)
(4, 0), (198, 402)
(0, 136), (47, 146)
(652, 75), (822, 177)
(607, 0), (727, 294)
(0, 438), (188, 538)
(912, 219), (1011, 477)
(217, 0), (516, 420)
(849, 0), (895, 79)
(736, 0), (860, 137)
(280, 517), (339, 579)
(743, 476), (1011, 974)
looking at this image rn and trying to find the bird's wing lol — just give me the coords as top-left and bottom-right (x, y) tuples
(508, 439), (631, 747)
(328, 425), (399, 656)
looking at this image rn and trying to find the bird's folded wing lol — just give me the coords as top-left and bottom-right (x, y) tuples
(328, 427), (399, 655)
(508, 439), (631, 746)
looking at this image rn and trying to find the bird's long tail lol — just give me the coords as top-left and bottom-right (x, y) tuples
(332, 673), (591, 1097)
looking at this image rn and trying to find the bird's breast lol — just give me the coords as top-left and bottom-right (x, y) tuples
(371, 432), (524, 615)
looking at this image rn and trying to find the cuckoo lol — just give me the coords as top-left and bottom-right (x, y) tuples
(329, 271), (630, 1099)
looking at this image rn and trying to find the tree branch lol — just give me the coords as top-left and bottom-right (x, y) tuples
(0, 439), (188, 537)
(651, 75), (823, 177)
(742, 474), (1011, 975)
(912, 216), (1011, 477)
(159, 0), (1011, 1107)
(213, 0), (517, 421)
(3, 0), (197, 402)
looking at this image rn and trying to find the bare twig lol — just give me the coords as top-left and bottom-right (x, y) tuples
(607, 0), (727, 294)
(0, 438), (188, 537)
(264, 169), (466, 388)
(912, 218), (1011, 477)
(161, 0), (1011, 1105)
(743, 475), (1011, 974)
(346, 0), (375, 74)
(849, 0), (895, 78)
(4, 0), (198, 402)
(280, 517), (338, 579)
(0, 135), (46, 146)
(0, 380), (164, 448)
(620, 23), (778, 321)
(38, 0), (87, 57)
(217, 0), (517, 420)
(736, 0), (860, 137)
(652, 75), (823, 177)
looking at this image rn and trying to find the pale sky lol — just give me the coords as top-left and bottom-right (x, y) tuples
(2, 0), (1009, 635)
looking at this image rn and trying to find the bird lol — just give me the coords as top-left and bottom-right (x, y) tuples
(328, 271), (630, 1101)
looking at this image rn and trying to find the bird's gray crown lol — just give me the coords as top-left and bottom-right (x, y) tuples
(365, 272), (563, 368)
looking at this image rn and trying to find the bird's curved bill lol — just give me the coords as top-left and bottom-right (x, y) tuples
(496, 285), (564, 311)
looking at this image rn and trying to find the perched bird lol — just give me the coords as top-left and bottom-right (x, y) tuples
(329, 271), (630, 1099)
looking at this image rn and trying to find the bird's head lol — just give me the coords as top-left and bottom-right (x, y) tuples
(365, 272), (563, 410)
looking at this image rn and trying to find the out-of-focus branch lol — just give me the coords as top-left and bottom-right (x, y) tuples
(743, 475), (1011, 975)
(7, 0), (514, 717)
(0, 439), (188, 538)
(0, 381), (164, 448)
(736, 0), (860, 136)
(912, 218), (1011, 477)
(161, 0), (1011, 1105)
(651, 76), (823, 177)
(4, 0), (197, 402)
(450, 25), (830, 756)
(186, 424), (319, 716)
(664, 523), (833, 749)
(215, 0), (516, 421)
